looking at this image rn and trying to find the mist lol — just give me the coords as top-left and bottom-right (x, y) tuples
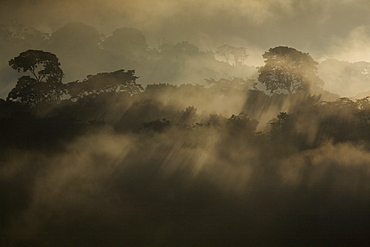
(3, 1), (370, 97)
(1, 1), (370, 246)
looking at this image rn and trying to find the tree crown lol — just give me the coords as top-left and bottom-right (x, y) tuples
(258, 46), (323, 95)
(9, 49), (64, 83)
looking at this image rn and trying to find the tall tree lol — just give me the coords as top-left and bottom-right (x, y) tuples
(258, 46), (323, 95)
(7, 50), (64, 106)
(9, 49), (63, 83)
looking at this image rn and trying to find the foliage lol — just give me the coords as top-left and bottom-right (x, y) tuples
(258, 46), (323, 95)
(142, 118), (171, 132)
(227, 112), (258, 137)
(270, 112), (291, 133)
(3, 29), (370, 247)
(7, 50), (65, 106)
(3, 60), (370, 246)
(66, 69), (143, 100)
(7, 50), (144, 107)
(9, 49), (64, 83)
(7, 76), (64, 106)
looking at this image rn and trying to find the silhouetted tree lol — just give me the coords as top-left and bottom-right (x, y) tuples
(227, 112), (258, 137)
(9, 49), (63, 83)
(7, 50), (64, 105)
(270, 112), (291, 133)
(267, 111), (308, 154)
(258, 46), (323, 95)
(66, 69), (143, 100)
(316, 98), (365, 143)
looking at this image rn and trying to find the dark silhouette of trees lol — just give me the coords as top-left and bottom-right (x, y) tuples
(269, 112), (295, 146)
(315, 98), (368, 143)
(66, 69), (143, 101)
(0, 22), (51, 98)
(227, 112), (258, 137)
(6, 47), (143, 106)
(263, 96), (370, 149)
(0, 22), (258, 98)
(9, 49), (63, 83)
(270, 112), (291, 133)
(142, 118), (171, 132)
(7, 50), (64, 106)
(258, 46), (323, 95)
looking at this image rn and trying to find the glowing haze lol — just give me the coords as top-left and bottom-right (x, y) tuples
(1, 0), (370, 53)
(2, 0), (370, 96)
(3, 1), (370, 246)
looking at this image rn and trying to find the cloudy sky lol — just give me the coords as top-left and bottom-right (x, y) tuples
(2, 0), (370, 97)
(1, 0), (370, 62)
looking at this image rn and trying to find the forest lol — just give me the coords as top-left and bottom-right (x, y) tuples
(1, 21), (370, 246)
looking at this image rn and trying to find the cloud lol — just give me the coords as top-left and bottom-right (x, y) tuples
(280, 142), (370, 195)
(0, 0), (368, 61)
(4, 1), (370, 95)
(328, 26), (370, 62)
(0, 0), (368, 50)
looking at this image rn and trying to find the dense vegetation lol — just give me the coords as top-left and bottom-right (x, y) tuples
(1, 26), (370, 246)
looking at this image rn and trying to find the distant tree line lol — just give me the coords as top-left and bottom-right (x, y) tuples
(6, 50), (142, 106)
(1, 46), (369, 153)
(0, 22), (258, 94)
